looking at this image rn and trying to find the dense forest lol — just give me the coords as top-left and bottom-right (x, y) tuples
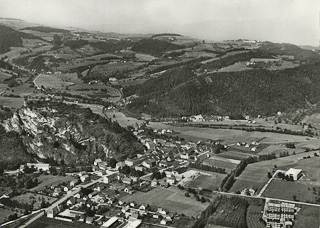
(0, 25), (42, 54)
(124, 60), (320, 117)
(131, 38), (185, 56)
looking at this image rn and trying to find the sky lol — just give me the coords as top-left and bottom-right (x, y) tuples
(0, 0), (318, 46)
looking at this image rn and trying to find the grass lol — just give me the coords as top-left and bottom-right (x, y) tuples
(120, 187), (208, 216)
(11, 193), (57, 210)
(0, 208), (17, 224)
(186, 173), (227, 191)
(0, 97), (24, 109)
(261, 179), (315, 203)
(35, 74), (75, 89)
(230, 151), (320, 193)
(294, 205), (320, 228)
(202, 157), (239, 173)
(246, 204), (264, 228)
(30, 175), (76, 192)
(216, 151), (251, 161)
(26, 216), (100, 228)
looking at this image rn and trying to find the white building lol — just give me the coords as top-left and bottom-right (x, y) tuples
(285, 168), (302, 181)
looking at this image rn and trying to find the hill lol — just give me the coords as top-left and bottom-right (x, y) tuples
(22, 26), (70, 34)
(1, 101), (145, 170)
(124, 60), (320, 118)
(131, 38), (185, 56)
(0, 24), (43, 54)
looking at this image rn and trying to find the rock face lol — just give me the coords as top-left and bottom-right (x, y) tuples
(3, 106), (113, 164)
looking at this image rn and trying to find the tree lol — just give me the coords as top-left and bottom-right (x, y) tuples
(109, 158), (117, 168)
(0, 168), (4, 176)
(267, 172), (272, 179)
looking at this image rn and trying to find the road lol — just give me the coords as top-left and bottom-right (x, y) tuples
(12, 177), (103, 228)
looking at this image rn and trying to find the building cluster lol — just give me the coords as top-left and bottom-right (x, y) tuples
(262, 200), (300, 228)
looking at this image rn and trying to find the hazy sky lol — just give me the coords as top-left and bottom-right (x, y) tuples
(0, 0), (318, 45)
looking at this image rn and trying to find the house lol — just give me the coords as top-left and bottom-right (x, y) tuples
(151, 179), (158, 187)
(142, 159), (156, 169)
(94, 158), (102, 166)
(160, 220), (167, 225)
(285, 168), (303, 181)
(24, 163), (50, 172)
(125, 159), (135, 167)
(80, 174), (90, 182)
(86, 216), (94, 224)
(101, 217), (118, 228)
(122, 177), (132, 185)
(116, 161), (125, 170)
(47, 206), (60, 218)
(66, 197), (76, 206)
(180, 153), (189, 160)
(53, 187), (62, 197)
(190, 114), (204, 122)
(166, 176), (176, 185)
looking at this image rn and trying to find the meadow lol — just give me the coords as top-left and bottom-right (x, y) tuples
(186, 173), (227, 191)
(120, 187), (208, 216)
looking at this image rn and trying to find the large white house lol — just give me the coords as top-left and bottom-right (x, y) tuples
(285, 168), (302, 181)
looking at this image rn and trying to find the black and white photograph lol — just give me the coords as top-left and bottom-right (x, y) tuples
(0, 0), (319, 227)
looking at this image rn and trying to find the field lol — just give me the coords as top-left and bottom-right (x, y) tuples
(217, 62), (252, 72)
(280, 157), (320, 186)
(0, 97), (24, 109)
(29, 174), (76, 192)
(230, 151), (320, 193)
(186, 173), (227, 191)
(261, 179), (315, 203)
(35, 74), (75, 89)
(0, 208), (18, 224)
(104, 110), (145, 127)
(205, 196), (248, 228)
(120, 187), (208, 216)
(303, 113), (320, 126)
(11, 192), (57, 210)
(294, 205), (319, 228)
(202, 156), (239, 173)
(246, 204), (265, 228)
(26, 216), (99, 228)
(216, 151), (251, 161)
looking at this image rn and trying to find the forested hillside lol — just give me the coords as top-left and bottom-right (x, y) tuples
(0, 24), (42, 54)
(131, 38), (184, 56)
(124, 61), (320, 117)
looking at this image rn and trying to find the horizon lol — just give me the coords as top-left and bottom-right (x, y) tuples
(0, 0), (319, 46)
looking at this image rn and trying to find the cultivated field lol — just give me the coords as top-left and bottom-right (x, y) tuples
(294, 205), (319, 228)
(246, 204), (265, 228)
(216, 151), (251, 161)
(11, 192), (57, 210)
(0, 208), (18, 224)
(261, 179), (315, 203)
(35, 74), (75, 89)
(26, 216), (100, 228)
(29, 174), (76, 192)
(0, 97), (24, 109)
(230, 151), (320, 193)
(217, 62), (252, 72)
(120, 187), (208, 216)
(202, 156), (239, 173)
(186, 173), (227, 191)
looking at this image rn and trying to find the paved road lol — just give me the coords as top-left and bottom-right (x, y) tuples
(14, 177), (103, 228)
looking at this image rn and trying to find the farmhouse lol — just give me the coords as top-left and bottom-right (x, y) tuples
(101, 216), (118, 228)
(190, 114), (204, 122)
(285, 168), (302, 181)
(20, 163), (50, 172)
(250, 58), (281, 63)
